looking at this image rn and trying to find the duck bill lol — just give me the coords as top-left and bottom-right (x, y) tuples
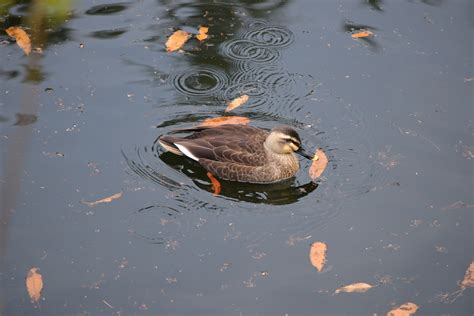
(296, 146), (314, 160)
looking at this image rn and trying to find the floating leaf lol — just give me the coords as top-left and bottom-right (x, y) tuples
(207, 172), (221, 195)
(225, 94), (249, 112)
(6, 26), (31, 55)
(309, 149), (328, 179)
(165, 30), (190, 52)
(334, 282), (374, 294)
(461, 261), (474, 288)
(196, 26), (209, 41)
(351, 30), (373, 38)
(309, 241), (327, 272)
(81, 191), (123, 207)
(26, 267), (43, 303)
(387, 302), (419, 316)
(199, 116), (250, 127)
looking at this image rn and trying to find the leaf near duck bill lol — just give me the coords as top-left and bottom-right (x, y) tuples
(334, 282), (375, 294)
(461, 261), (474, 288)
(196, 26), (209, 41)
(6, 26), (32, 55)
(309, 149), (328, 179)
(199, 116), (250, 127)
(26, 267), (43, 303)
(309, 241), (327, 272)
(225, 94), (249, 112)
(165, 30), (190, 52)
(386, 302), (419, 316)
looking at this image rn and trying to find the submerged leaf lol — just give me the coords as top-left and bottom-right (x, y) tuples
(387, 302), (419, 316)
(26, 267), (43, 303)
(6, 26), (31, 55)
(199, 116), (250, 127)
(309, 149), (328, 179)
(196, 26), (209, 41)
(225, 94), (249, 112)
(166, 30), (190, 52)
(81, 191), (123, 207)
(309, 241), (327, 272)
(334, 282), (374, 294)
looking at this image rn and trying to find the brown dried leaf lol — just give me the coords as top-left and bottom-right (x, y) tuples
(387, 302), (419, 316)
(196, 26), (209, 41)
(199, 116), (250, 127)
(165, 30), (190, 52)
(334, 282), (374, 294)
(26, 267), (43, 303)
(309, 241), (327, 272)
(461, 261), (474, 288)
(351, 30), (373, 38)
(225, 94), (249, 112)
(6, 26), (31, 55)
(207, 172), (221, 195)
(309, 149), (328, 179)
(81, 191), (123, 207)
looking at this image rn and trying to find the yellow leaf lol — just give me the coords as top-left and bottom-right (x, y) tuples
(387, 302), (419, 316)
(461, 261), (474, 288)
(165, 30), (190, 52)
(26, 267), (43, 303)
(225, 94), (249, 112)
(196, 26), (209, 41)
(309, 148), (328, 179)
(309, 241), (327, 272)
(351, 30), (373, 38)
(207, 172), (221, 195)
(199, 116), (250, 127)
(81, 191), (123, 207)
(334, 282), (374, 294)
(6, 26), (31, 55)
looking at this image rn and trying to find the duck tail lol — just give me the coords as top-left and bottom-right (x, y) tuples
(158, 135), (184, 155)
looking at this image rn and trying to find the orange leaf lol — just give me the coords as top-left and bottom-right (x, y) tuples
(461, 261), (474, 288)
(309, 241), (327, 272)
(6, 26), (31, 55)
(207, 172), (221, 195)
(309, 148), (328, 179)
(196, 26), (209, 41)
(351, 30), (373, 38)
(81, 191), (123, 207)
(199, 116), (250, 127)
(387, 302), (419, 316)
(334, 282), (374, 294)
(165, 30), (190, 52)
(225, 94), (249, 112)
(26, 267), (43, 303)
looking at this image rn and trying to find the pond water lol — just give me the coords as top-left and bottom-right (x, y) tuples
(1, 0), (473, 315)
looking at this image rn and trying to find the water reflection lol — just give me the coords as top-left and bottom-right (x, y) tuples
(84, 2), (130, 15)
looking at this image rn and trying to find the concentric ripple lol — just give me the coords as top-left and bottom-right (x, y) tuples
(244, 25), (294, 47)
(169, 66), (229, 97)
(221, 39), (280, 64)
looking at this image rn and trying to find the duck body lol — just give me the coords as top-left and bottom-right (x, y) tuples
(158, 124), (311, 184)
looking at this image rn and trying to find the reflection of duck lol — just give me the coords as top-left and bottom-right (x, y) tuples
(158, 124), (313, 183)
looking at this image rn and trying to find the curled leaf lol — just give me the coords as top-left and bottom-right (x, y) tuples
(207, 172), (221, 195)
(81, 191), (123, 207)
(334, 282), (374, 294)
(199, 116), (250, 127)
(351, 30), (373, 38)
(461, 261), (474, 288)
(166, 30), (190, 52)
(26, 267), (43, 303)
(309, 241), (327, 272)
(6, 26), (31, 55)
(196, 26), (209, 41)
(387, 302), (419, 316)
(309, 149), (328, 179)
(225, 94), (249, 112)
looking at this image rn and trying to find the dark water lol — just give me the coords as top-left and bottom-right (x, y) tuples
(1, 0), (473, 315)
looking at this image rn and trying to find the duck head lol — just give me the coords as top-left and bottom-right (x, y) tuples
(264, 126), (314, 159)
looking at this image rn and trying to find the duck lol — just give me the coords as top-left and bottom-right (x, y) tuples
(158, 124), (314, 184)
